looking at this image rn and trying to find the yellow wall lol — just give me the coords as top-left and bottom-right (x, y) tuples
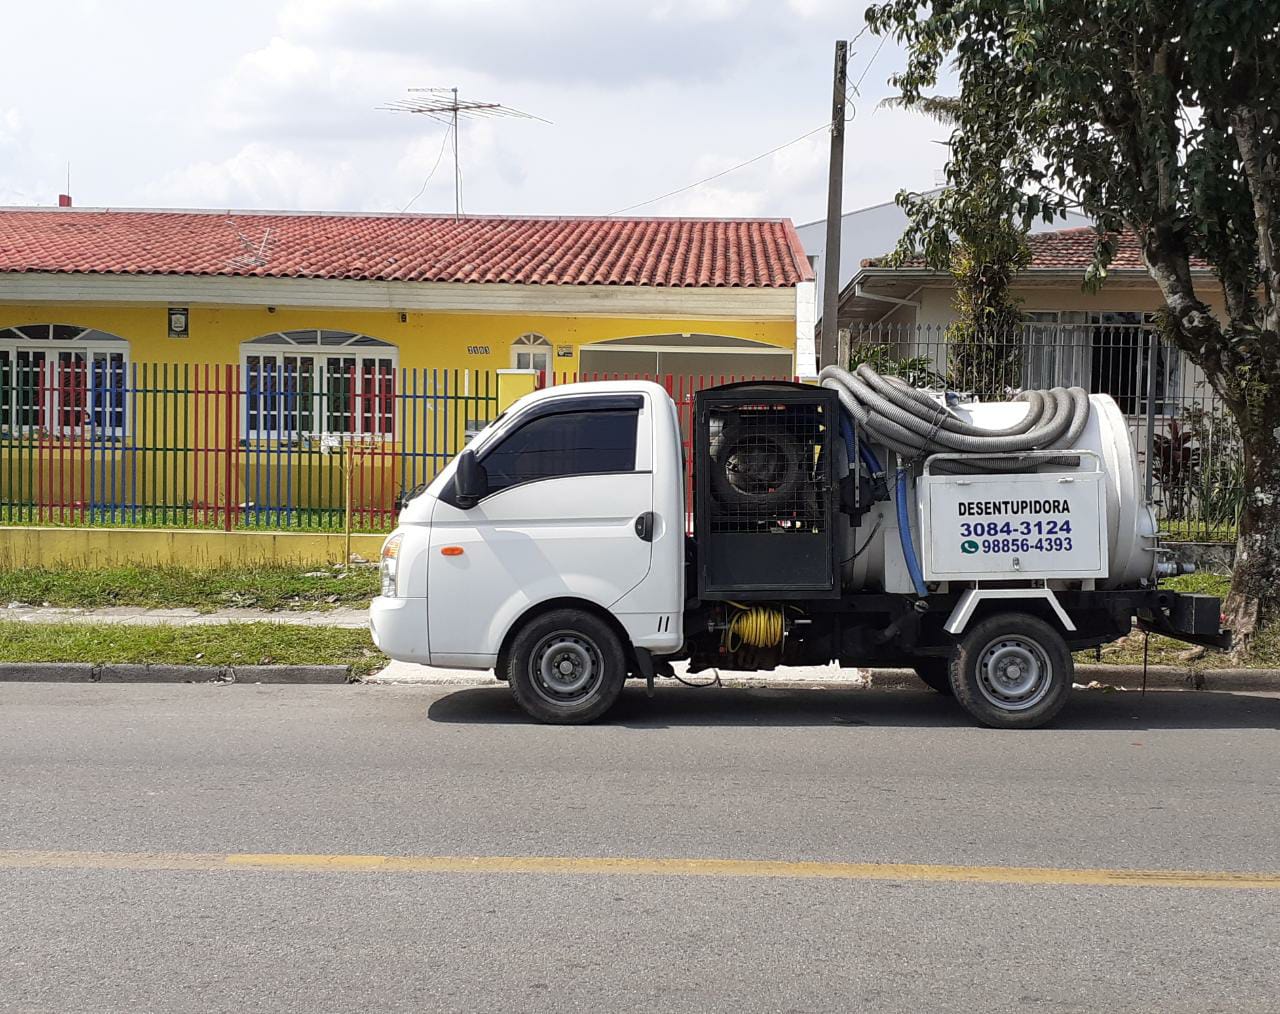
(0, 300), (793, 522)
(0, 302), (796, 373)
(0, 525), (385, 568)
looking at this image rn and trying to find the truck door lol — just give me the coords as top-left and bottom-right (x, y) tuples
(427, 393), (655, 664)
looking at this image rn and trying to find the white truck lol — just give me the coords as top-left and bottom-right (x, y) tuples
(371, 370), (1227, 729)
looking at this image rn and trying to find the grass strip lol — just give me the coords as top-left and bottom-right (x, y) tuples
(1080, 629), (1280, 669)
(1161, 573), (1229, 598)
(0, 564), (379, 613)
(1075, 573), (1280, 669)
(0, 622), (387, 678)
(0, 569), (1258, 674)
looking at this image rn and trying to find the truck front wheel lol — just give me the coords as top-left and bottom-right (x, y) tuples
(505, 608), (629, 724)
(950, 613), (1073, 729)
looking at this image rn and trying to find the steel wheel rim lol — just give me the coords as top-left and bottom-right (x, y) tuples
(530, 631), (604, 705)
(976, 635), (1053, 712)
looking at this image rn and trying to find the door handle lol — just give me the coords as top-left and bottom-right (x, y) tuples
(634, 512), (655, 542)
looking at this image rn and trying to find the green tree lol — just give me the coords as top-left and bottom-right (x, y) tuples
(866, 0), (1280, 654)
(881, 95), (1031, 398)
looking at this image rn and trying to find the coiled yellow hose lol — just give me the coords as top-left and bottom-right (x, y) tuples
(724, 603), (786, 651)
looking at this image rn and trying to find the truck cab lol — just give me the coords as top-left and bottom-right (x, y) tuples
(371, 381), (685, 719)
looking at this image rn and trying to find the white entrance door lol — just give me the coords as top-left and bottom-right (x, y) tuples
(426, 395), (655, 662)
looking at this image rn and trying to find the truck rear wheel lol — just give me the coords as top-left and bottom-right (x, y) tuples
(505, 608), (629, 724)
(950, 613), (1073, 729)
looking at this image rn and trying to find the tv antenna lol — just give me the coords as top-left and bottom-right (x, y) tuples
(381, 87), (549, 218)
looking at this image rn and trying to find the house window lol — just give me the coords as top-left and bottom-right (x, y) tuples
(1021, 311), (1178, 414)
(241, 330), (397, 439)
(511, 333), (552, 375)
(0, 325), (128, 436)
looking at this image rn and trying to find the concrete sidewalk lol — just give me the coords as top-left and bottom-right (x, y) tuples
(367, 658), (1280, 693)
(370, 658), (877, 687)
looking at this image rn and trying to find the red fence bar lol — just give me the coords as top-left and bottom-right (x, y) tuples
(222, 363), (235, 532)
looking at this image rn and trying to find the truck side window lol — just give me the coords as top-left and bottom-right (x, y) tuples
(481, 408), (638, 494)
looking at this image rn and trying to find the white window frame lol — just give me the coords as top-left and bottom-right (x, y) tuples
(240, 330), (399, 441)
(0, 324), (130, 437)
(511, 333), (552, 375)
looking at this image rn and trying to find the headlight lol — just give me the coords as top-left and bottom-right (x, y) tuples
(380, 533), (404, 598)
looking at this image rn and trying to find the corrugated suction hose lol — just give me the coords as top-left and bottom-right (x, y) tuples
(819, 364), (1091, 472)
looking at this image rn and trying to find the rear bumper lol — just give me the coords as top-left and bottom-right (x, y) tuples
(1138, 592), (1232, 651)
(369, 596), (430, 663)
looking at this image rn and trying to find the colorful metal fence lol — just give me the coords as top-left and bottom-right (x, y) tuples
(0, 338), (1243, 543)
(0, 364), (497, 532)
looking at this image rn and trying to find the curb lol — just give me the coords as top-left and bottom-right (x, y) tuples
(1073, 664), (1280, 692)
(763, 665), (1280, 693)
(1, 662), (1277, 692)
(0, 662), (353, 684)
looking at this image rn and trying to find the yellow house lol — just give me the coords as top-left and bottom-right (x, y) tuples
(0, 208), (815, 529)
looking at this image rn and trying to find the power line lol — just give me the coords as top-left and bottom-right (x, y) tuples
(607, 123), (830, 216)
(606, 30), (885, 217)
(849, 32), (888, 101)
(400, 124), (454, 213)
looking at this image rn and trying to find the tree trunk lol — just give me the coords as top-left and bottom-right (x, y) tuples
(1140, 238), (1280, 655)
(1223, 399), (1280, 654)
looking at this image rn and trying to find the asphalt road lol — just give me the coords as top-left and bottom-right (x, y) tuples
(2, 682), (1279, 1013)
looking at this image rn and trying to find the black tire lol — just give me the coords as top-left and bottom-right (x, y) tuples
(913, 658), (953, 695)
(950, 613), (1073, 729)
(505, 608), (629, 724)
(709, 419), (805, 510)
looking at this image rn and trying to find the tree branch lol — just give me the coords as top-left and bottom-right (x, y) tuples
(1230, 105), (1280, 333)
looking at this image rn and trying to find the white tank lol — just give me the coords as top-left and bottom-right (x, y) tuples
(840, 393), (1159, 592)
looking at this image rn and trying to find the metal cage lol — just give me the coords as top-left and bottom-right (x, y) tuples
(693, 382), (840, 599)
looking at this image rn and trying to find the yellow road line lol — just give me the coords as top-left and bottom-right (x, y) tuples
(0, 849), (1277, 890)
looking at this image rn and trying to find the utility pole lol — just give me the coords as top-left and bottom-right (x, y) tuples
(820, 40), (848, 371)
(451, 87), (461, 219)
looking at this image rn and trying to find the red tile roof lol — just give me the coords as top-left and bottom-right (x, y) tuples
(861, 226), (1208, 271)
(0, 209), (812, 288)
(1026, 227), (1147, 270)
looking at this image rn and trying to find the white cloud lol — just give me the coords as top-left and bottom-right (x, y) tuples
(0, 108), (23, 146)
(141, 143), (364, 210)
(0, 0), (950, 226)
(785, 0), (851, 17)
(0, 108), (61, 206)
(276, 0), (844, 85)
(651, 0), (748, 21)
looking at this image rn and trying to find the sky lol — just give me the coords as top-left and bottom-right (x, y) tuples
(0, 0), (954, 225)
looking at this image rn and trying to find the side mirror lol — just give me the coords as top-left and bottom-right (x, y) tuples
(454, 449), (488, 508)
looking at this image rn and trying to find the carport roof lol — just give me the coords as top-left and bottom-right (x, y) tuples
(0, 208), (813, 289)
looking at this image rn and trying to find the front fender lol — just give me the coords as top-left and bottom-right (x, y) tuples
(481, 576), (627, 659)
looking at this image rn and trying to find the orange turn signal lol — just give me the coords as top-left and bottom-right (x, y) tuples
(440, 546), (465, 557)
